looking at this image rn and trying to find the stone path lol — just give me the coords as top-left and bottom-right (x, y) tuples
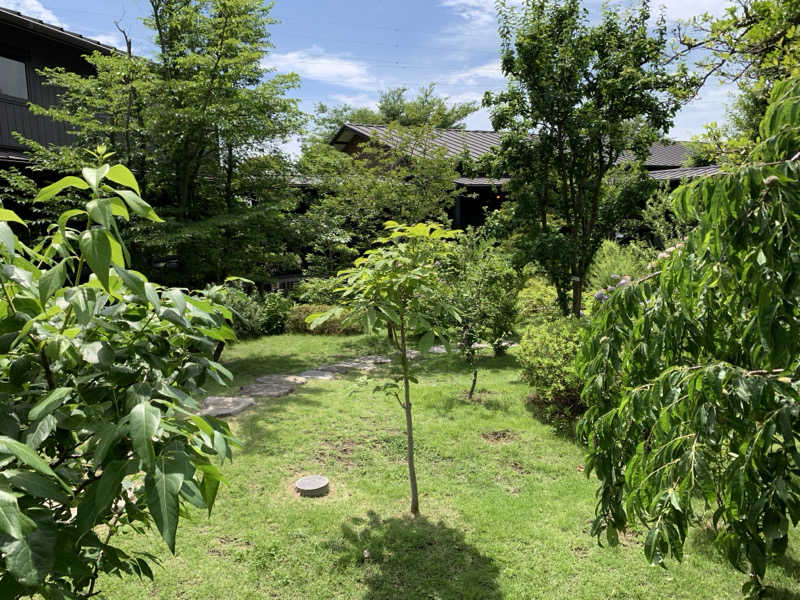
(200, 343), (517, 418)
(200, 353), (394, 417)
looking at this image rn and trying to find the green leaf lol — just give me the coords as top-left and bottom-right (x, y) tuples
(34, 176), (89, 202)
(29, 388), (71, 421)
(87, 197), (113, 228)
(128, 402), (161, 469)
(0, 208), (25, 225)
(0, 483), (36, 539)
(180, 479), (207, 509)
(145, 455), (184, 553)
(115, 189), (163, 222)
(79, 229), (111, 291)
(0, 436), (67, 490)
(114, 266), (146, 299)
(3, 521), (56, 585)
(81, 341), (113, 367)
(38, 259), (67, 304)
(82, 165), (110, 190)
(109, 196), (130, 220)
(145, 282), (161, 311)
(4, 471), (70, 504)
(0, 222), (15, 257)
(106, 164), (141, 194)
(164, 289), (187, 316)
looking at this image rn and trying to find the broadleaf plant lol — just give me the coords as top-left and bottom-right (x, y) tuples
(0, 148), (237, 598)
(311, 222), (459, 515)
(577, 78), (800, 596)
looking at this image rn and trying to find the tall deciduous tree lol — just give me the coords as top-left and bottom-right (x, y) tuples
(25, 0), (302, 217)
(577, 78), (800, 598)
(484, 0), (694, 316)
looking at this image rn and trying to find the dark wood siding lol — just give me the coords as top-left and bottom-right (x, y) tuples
(0, 22), (94, 152)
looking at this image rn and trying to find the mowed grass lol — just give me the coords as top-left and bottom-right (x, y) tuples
(99, 334), (800, 599)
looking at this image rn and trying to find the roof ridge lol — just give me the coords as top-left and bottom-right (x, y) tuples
(0, 7), (117, 52)
(345, 122), (498, 134)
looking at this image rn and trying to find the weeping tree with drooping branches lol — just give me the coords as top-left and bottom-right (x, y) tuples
(577, 78), (800, 597)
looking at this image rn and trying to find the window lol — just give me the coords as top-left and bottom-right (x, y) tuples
(0, 56), (27, 99)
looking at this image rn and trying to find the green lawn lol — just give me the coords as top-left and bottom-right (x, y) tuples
(100, 334), (800, 599)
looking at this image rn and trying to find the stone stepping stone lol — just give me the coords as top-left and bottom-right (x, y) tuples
(200, 396), (255, 417)
(298, 369), (336, 380)
(429, 345), (448, 354)
(360, 354), (391, 364)
(255, 374), (307, 385)
(238, 381), (294, 398)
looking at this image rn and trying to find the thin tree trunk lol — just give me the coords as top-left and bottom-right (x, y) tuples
(399, 318), (419, 516)
(468, 368), (477, 400)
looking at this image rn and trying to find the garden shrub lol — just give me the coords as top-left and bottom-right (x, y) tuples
(585, 239), (653, 292)
(516, 275), (560, 323)
(0, 157), (235, 597)
(518, 317), (584, 433)
(291, 277), (341, 305)
(227, 290), (292, 338)
(286, 304), (363, 335)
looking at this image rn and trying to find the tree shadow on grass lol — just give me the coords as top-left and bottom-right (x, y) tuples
(690, 526), (800, 599)
(327, 511), (502, 600)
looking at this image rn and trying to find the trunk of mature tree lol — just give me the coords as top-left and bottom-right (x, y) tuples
(572, 276), (583, 317)
(399, 318), (419, 516)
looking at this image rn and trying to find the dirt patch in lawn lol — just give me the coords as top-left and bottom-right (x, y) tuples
(482, 429), (515, 443)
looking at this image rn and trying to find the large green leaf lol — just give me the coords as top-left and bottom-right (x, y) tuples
(0, 208), (25, 225)
(28, 387), (71, 421)
(0, 436), (67, 490)
(106, 164), (141, 194)
(0, 222), (15, 258)
(0, 483), (36, 539)
(128, 402), (161, 469)
(3, 520), (56, 586)
(38, 259), (68, 305)
(145, 455), (184, 553)
(4, 471), (70, 504)
(82, 165), (110, 191)
(34, 176), (89, 202)
(87, 197), (113, 228)
(114, 189), (163, 222)
(79, 229), (111, 291)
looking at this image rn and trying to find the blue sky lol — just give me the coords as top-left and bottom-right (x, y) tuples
(2, 0), (735, 151)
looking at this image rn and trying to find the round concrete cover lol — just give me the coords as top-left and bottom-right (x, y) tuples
(295, 475), (330, 497)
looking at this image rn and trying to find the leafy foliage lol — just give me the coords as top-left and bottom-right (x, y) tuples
(286, 304), (363, 335)
(312, 222), (459, 514)
(215, 286), (292, 339)
(485, 0), (694, 315)
(585, 240), (653, 293)
(437, 230), (520, 398)
(576, 78), (800, 595)
(0, 154), (236, 598)
(310, 83), (478, 141)
(300, 125), (462, 276)
(519, 317), (584, 435)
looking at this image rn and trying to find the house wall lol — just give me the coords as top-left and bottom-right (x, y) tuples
(0, 23), (95, 154)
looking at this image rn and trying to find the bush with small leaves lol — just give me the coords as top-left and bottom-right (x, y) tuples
(0, 151), (236, 599)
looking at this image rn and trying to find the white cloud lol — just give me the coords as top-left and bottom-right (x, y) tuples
(0, 0), (62, 25)
(90, 32), (125, 49)
(262, 47), (377, 91)
(439, 0), (497, 27)
(330, 93), (378, 109)
(445, 60), (502, 85)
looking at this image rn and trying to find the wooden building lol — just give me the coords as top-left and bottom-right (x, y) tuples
(0, 8), (114, 169)
(329, 123), (720, 229)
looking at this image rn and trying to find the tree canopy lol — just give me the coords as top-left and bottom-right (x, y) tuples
(484, 0), (694, 315)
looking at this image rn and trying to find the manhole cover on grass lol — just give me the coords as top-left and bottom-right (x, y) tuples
(295, 475), (330, 497)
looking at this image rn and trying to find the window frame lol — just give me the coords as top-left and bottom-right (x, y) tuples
(0, 46), (30, 104)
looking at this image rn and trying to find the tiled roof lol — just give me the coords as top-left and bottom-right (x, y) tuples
(649, 165), (721, 180)
(620, 141), (689, 168)
(0, 8), (117, 54)
(455, 177), (510, 187)
(335, 124), (502, 160)
(335, 123), (694, 168)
